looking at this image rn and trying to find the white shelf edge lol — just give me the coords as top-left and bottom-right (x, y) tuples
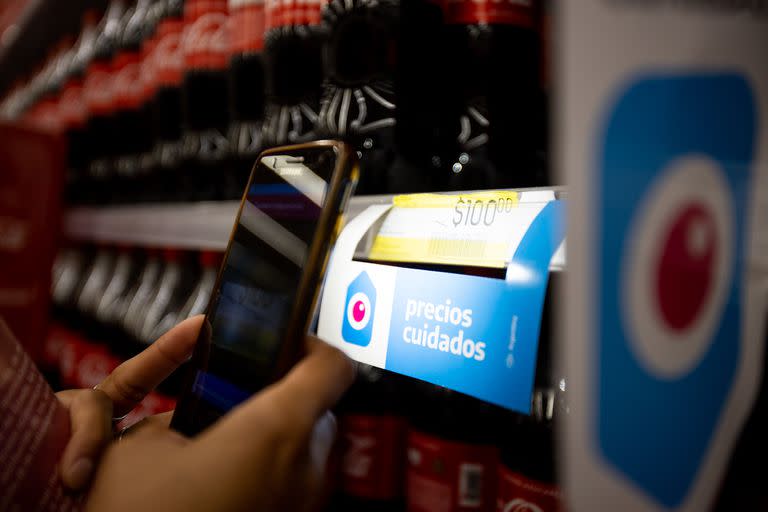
(64, 189), (566, 271)
(64, 195), (398, 251)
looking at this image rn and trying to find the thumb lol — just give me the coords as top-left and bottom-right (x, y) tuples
(197, 338), (355, 467)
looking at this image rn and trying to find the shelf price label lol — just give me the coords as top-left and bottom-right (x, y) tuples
(367, 191), (556, 268)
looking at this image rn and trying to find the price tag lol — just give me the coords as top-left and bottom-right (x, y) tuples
(367, 191), (554, 268)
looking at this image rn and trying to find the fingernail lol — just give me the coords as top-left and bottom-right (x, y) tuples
(68, 458), (94, 489)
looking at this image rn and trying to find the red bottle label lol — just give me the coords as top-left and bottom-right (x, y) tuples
(296, 0), (324, 26)
(339, 414), (407, 501)
(154, 18), (185, 87)
(230, 2), (266, 54)
(75, 344), (120, 389)
(183, 0), (230, 70)
(84, 62), (116, 116)
(496, 465), (561, 512)
(58, 330), (88, 388)
(265, 0), (288, 29)
(265, 0), (322, 29)
(406, 429), (498, 512)
(44, 323), (72, 371)
(113, 51), (144, 110)
(58, 332), (119, 389)
(141, 32), (159, 101)
(33, 96), (62, 133)
(58, 79), (87, 130)
(444, 0), (535, 28)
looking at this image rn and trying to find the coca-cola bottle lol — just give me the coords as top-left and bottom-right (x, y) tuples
(406, 384), (500, 512)
(59, 11), (100, 205)
(227, 0), (266, 198)
(19, 57), (47, 128)
(317, 0), (398, 194)
(76, 247), (118, 328)
(135, 249), (195, 345)
(0, 79), (25, 121)
(136, 248), (197, 395)
(333, 365), (408, 511)
(497, 402), (559, 512)
(127, 0), (166, 203)
(496, 282), (563, 512)
(143, 252), (198, 343)
(150, 0), (187, 203)
(27, 37), (74, 134)
(65, 246), (121, 389)
(147, 250), (220, 395)
(83, 0), (127, 205)
(123, 248), (166, 341)
(112, 0), (157, 204)
(176, 250), (221, 321)
(389, 0), (452, 193)
(443, 0), (543, 190)
(94, 246), (147, 362)
(181, 0), (232, 201)
(47, 247), (90, 388)
(261, 0), (324, 148)
(18, 65), (44, 126)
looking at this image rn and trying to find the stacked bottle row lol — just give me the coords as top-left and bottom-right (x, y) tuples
(48, 240), (564, 511)
(329, 269), (563, 512)
(46, 244), (221, 423)
(0, 0), (548, 204)
(330, 350), (563, 511)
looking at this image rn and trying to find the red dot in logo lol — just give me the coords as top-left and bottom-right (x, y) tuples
(655, 202), (717, 331)
(352, 300), (366, 323)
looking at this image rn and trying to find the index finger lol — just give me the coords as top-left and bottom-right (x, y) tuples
(97, 315), (203, 416)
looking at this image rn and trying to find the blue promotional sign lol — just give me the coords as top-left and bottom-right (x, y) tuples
(559, 5), (768, 509)
(597, 74), (755, 507)
(387, 201), (566, 411)
(318, 198), (566, 414)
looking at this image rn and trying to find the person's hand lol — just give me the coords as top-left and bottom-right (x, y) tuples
(84, 331), (355, 512)
(56, 315), (201, 491)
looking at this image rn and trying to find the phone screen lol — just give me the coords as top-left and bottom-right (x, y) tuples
(173, 145), (348, 434)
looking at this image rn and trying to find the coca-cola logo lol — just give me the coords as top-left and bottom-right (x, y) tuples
(113, 62), (142, 102)
(444, 0), (534, 26)
(85, 70), (113, 108)
(154, 31), (183, 75)
(59, 84), (87, 125)
(183, 12), (229, 62)
(502, 499), (543, 512)
(342, 433), (376, 478)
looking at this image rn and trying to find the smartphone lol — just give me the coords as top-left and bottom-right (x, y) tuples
(171, 140), (359, 436)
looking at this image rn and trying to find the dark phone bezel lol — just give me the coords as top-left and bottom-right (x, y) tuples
(171, 140), (359, 435)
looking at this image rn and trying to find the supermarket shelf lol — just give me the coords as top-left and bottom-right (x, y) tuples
(64, 190), (566, 270)
(64, 195), (394, 251)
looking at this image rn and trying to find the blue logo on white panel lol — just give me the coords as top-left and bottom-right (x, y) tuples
(342, 271), (377, 346)
(597, 74), (756, 507)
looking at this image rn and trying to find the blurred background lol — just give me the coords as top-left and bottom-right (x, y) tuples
(0, 1), (765, 511)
